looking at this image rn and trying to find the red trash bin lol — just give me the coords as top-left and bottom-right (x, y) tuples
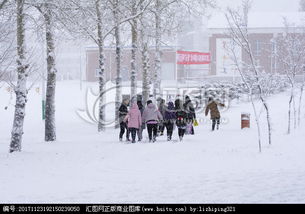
(241, 113), (250, 129)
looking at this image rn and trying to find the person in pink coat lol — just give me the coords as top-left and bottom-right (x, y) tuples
(124, 103), (142, 143)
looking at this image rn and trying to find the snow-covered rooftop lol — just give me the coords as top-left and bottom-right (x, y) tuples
(208, 12), (305, 29)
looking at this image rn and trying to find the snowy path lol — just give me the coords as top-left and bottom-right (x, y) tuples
(1, 81), (305, 203)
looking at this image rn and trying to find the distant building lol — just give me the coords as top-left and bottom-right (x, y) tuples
(85, 12), (305, 85)
(207, 12), (305, 76)
(84, 14), (214, 84)
(85, 47), (179, 82)
(85, 46), (213, 84)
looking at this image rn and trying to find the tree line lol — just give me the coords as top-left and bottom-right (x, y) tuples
(0, 0), (214, 153)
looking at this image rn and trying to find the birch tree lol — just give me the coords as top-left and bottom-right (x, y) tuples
(32, 1), (58, 141)
(110, 0), (122, 128)
(95, 0), (106, 132)
(130, 0), (139, 102)
(60, 0), (110, 131)
(153, 0), (162, 99)
(30, 0), (82, 141)
(139, 2), (151, 105)
(43, 2), (57, 141)
(10, 0), (28, 152)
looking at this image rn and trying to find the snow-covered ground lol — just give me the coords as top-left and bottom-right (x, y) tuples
(0, 81), (305, 203)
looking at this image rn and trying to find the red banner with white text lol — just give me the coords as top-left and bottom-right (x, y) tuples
(177, 51), (210, 65)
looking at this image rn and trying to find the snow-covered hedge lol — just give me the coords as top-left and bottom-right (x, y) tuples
(200, 74), (290, 103)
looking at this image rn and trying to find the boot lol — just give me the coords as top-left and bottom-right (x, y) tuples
(152, 137), (156, 143)
(212, 124), (215, 131)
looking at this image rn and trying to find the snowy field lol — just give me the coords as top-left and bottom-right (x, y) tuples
(0, 81), (305, 203)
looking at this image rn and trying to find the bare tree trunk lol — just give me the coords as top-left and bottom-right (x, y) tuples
(10, 0), (27, 153)
(153, 0), (161, 99)
(293, 93), (297, 129)
(139, 1), (150, 105)
(298, 84), (304, 126)
(44, 3), (57, 142)
(260, 96), (272, 145)
(250, 95), (262, 152)
(130, 1), (138, 103)
(113, 0), (121, 129)
(141, 40), (150, 105)
(96, 0), (106, 132)
(246, 40), (272, 145)
(288, 87), (293, 134)
(245, 50), (272, 145)
(298, 70), (305, 126)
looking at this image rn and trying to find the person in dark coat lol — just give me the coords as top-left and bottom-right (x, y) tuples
(164, 101), (176, 141)
(205, 97), (225, 131)
(137, 100), (144, 141)
(184, 95), (196, 135)
(118, 98), (130, 141)
(175, 98), (187, 141)
(175, 96), (182, 111)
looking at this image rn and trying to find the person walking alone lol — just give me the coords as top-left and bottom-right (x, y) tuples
(205, 97), (225, 131)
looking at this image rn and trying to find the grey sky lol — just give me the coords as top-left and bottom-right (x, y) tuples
(218, 0), (300, 12)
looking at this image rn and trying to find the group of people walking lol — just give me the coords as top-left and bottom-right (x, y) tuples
(118, 95), (224, 143)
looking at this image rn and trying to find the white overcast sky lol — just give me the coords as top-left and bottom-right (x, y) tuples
(217, 0), (300, 12)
